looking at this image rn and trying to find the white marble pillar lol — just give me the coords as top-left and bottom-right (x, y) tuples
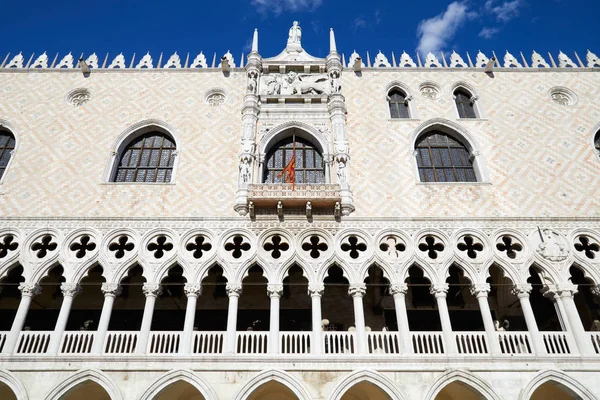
(470, 283), (502, 354)
(2, 283), (41, 354)
(267, 284), (283, 354)
(180, 283), (201, 354)
(91, 283), (121, 354)
(348, 283), (367, 353)
(511, 284), (546, 355)
(224, 283), (242, 353)
(308, 283), (324, 354)
(390, 284), (412, 354)
(135, 283), (162, 354)
(48, 283), (81, 355)
(551, 284), (594, 355)
(430, 283), (457, 354)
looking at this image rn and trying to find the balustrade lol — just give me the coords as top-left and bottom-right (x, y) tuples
(148, 332), (181, 354)
(497, 332), (533, 355)
(280, 332), (311, 354)
(0, 332), (6, 353)
(411, 332), (444, 354)
(591, 332), (600, 354)
(323, 331), (355, 354)
(367, 332), (400, 354)
(193, 332), (224, 354)
(104, 332), (138, 354)
(15, 331), (52, 354)
(542, 332), (572, 354)
(454, 332), (488, 355)
(236, 331), (268, 354)
(60, 331), (94, 354)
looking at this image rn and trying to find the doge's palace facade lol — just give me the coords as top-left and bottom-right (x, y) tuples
(0, 22), (600, 400)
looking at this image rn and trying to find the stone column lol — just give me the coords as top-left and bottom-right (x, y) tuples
(2, 283), (41, 354)
(136, 283), (162, 354)
(308, 283), (324, 354)
(511, 284), (546, 355)
(91, 283), (121, 354)
(48, 283), (81, 355)
(430, 284), (457, 354)
(268, 284), (283, 354)
(348, 283), (367, 353)
(390, 284), (412, 354)
(549, 284), (594, 355)
(470, 283), (502, 354)
(224, 283), (242, 353)
(180, 283), (202, 354)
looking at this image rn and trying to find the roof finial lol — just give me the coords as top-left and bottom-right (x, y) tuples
(329, 28), (337, 53)
(251, 29), (258, 53)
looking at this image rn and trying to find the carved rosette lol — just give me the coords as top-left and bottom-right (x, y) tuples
(430, 283), (449, 298)
(226, 283), (243, 297)
(61, 283), (82, 298)
(267, 284), (284, 298)
(469, 283), (490, 298)
(308, 283), (325, 297)
(511, 284), (532, 298)
(348, 283), (366, 298)
(184, 283), (202, 297)
(389, 284), (408, 296)
(19, 283), (41, 297)
(142, 283), (163, 297)
(101, 283), (122, 297)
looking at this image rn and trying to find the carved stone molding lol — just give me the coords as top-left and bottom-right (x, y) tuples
(101, 283), (122, 297)
(61, 283), (82, 298)
(308, 283), (325, 297)
(469, 283), (491, 298)
(348, 283), (366, 298)
(267, 284), (284, 297)
(226, 283), (243, 297)
(184, 283), (202, 297)
(511, 284), (532, 298)
(142, 283), (163, 297)
(18, 283), (41, 297)
(430, 283), (449, 297)
(389, 284), (408, 296)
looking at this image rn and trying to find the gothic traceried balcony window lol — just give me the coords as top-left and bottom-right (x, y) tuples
(0, 129), (16, 181)
(388, 89), (410, 119)
(416, 131), (476, 182)
(454, 89), (477, 119)
(263, 135), (325, 184)
(113, 132), (176, 183)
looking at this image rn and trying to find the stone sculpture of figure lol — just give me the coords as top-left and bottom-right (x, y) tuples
(330, 71), (341, 94)
(287, 21), (302, 45)
(337, 161), (347, 183)
(240, 159), (251, 183)
(536, 229), (568, 261)
(266, 75), (282, 95)
(247, 72), (257, 94)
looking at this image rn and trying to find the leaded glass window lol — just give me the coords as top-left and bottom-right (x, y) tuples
(113, 132), (176, 183)
(415, 131), (476, 183)
(454, 89), (477, 119)
(595, 131), (600, 153)
(388, 89), (410, 119)
(0, 129), (16, 180)
(263, 136), (325, 184)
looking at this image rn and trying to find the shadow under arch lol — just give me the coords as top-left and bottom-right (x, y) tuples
(520, 369), (597, 400)
(328, 369), (407, 400)
(233, 369), (312, 400)
(424, 369), (501, 400)
(44, 369), (123, 400)
(0, 369), (28, 400)
(138, 369), (217, 400)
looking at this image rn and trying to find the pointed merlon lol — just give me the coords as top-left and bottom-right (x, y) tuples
(129, 53), (136, 68)
(520, 51), (529, 68)
(391, 51), (396, 67)
(416, 52), (422, 67)
(366, 51), (371, 67)
(252, 29), (258, 53)
(184, 52), (190, 68)
(211, 52), (216, 68)
(440, 51), (448, 67)
(574, 51), (584, 67)
(50, 53), (58, 68)
(25, 53), (35, 68)
(102, 53), (109, 68)
(240, 52), (244, 67)
(342, 53), (346, 67)
(548, 52), (557, 67)
(157, 52), (163, 68)
(330, 28), (337, 53)
(466, 51), (474, 67)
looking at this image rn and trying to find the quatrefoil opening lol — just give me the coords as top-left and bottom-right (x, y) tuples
(264, 235), (289, 259)
(224, 235), (251, 259)
(31, 235), (58, 259)
(379, 235), (406, 259)
(69, 235), (97, 259)
(108, 235), (135, 259)
(574, 236), (600, 260)
(457, 235), (483, 259)
(496, 236), (522, 259)
(0, 235), (19, 259)
(418, 236), (444, 260)
(301, 235), (328, 259)
(341, 236), (367, 259)
(186, 235), (212, 259)
(147, 236), (174, 259)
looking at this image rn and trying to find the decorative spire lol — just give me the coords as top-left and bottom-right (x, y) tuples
(329, 28), (337, 53)
(251, 29), (258, 53)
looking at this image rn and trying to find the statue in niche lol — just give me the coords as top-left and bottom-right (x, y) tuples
(247, 71), (258, 94)
(330, 71), (341, 94)
(536, 229), (568, 262)
(240, 158), (251, 183)
(336, 160), (347, 183)
(287, 21), (302, 45)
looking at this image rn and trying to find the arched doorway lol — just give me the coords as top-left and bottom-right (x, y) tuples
(0, 381), (17, 400)
(530, 381), (581, 400)
(340, 381), (392, 400)
(59, 380), (111, 400)
(435, 381), (487, 400)
(246, 380), (298, 400)
(152, 380), (206, 400)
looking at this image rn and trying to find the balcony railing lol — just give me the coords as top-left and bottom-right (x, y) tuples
(411, 332), (444, 354)
(148, 332), (181, 354)
(236, 331), (268, 354)
(498, 332), (533, 355)
(367, 332), (400, 354)
(247, 183), (341, 207)
(0, 333), (6, 353)
(15, 331), (51, 354)
(454, 332), (488, 355)
(280, 332), (311, 354)
(591, 332), (600, 354)
(104, 332), (137, 354)
(324, 331), (355, 354)
(193, 332), (224, 354)
(60, 331), (95, 354)
(543, 332), (571, 354)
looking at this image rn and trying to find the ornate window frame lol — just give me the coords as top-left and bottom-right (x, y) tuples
(102, 119), (181, 184)
(590, 122), (600, 163)
(384, 81), (417, 120)
(410, 118), (490, 184)
(0, 119), (19, 186)
(450, 82), (485, 120)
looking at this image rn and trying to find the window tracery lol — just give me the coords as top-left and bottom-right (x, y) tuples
(415, 131), (476, 182)
(454, 89), (477, 119)
(388, 89), (411, 119)
(0, 129), (16, 181)
(263, 135), (325, 184)
(113, 132), (176, 183)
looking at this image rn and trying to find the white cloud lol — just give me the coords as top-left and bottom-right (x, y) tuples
(353, 16), (367, 30)
(416, 2), (474, 55)
(479, 26), (500, 38)
(251, 0), (323, 15)
(485, 0), (523, 22)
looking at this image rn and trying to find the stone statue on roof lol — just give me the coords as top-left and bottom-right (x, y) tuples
(288, 21), (302, 45)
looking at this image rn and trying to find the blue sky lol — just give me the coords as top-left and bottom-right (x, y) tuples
(0, 0), (598, 64)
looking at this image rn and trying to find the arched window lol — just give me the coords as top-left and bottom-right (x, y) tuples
(263, 135), (325, 184)
(388, 89), (410, 119)
(415, 131), (476, 182)
(0, 129), (16, 180)
(454, 89), (477, 119)
(113, 132), (176, 183)
(594, 130), (600, 155)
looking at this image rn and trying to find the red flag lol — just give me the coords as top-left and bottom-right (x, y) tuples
(278, 155), (296, 190)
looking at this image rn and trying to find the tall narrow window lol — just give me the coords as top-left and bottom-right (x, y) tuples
(113, 132), (176, 183)
(388, 89), (410, 119)
(595, 131), (600, 155)
(454, 89), (477, 119)
(0, 129), (16, 180)
(415, 131), (476, 183)
(263, 135), (325, 184)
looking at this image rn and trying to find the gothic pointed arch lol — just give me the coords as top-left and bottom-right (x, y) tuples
(233, 369), (312, 400)
(44, 369), (123, 400)
(138, 369), (217, 400)
(103, 119), (180, 183)
(424, 369), (501, 400)
(0, 119), (18, 185)
(328, 370), (407, 400)
(0, 370), (28, 400)
(451, 82), (483, 119)
(259, 121), (329, 155)
(385, 81), (414, 119)
(520, 370), (597, 400)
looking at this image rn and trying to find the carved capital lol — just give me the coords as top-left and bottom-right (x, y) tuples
(226, 283), (243, 297)
(61, 283), (82, 298)
(469, 283), (490, 298)
(541, 284), (559, 300)
(591, 285), (600, 297)
(18, 283), (41, 297)
(389, 283), (408, 296)
(348, 283), (366, 298)
(101, 283), (122, 297)
(184, 283), (202, 297)
(555, 283), (578, 299)
(267, 284), (283, 298)
(142, 283), (162, 297)
(430, 283), (449, 298)
(308, 283), (324, 297)
(511, 284), (532, 298)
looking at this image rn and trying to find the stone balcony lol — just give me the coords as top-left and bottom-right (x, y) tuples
(247, 183), (341, 209)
